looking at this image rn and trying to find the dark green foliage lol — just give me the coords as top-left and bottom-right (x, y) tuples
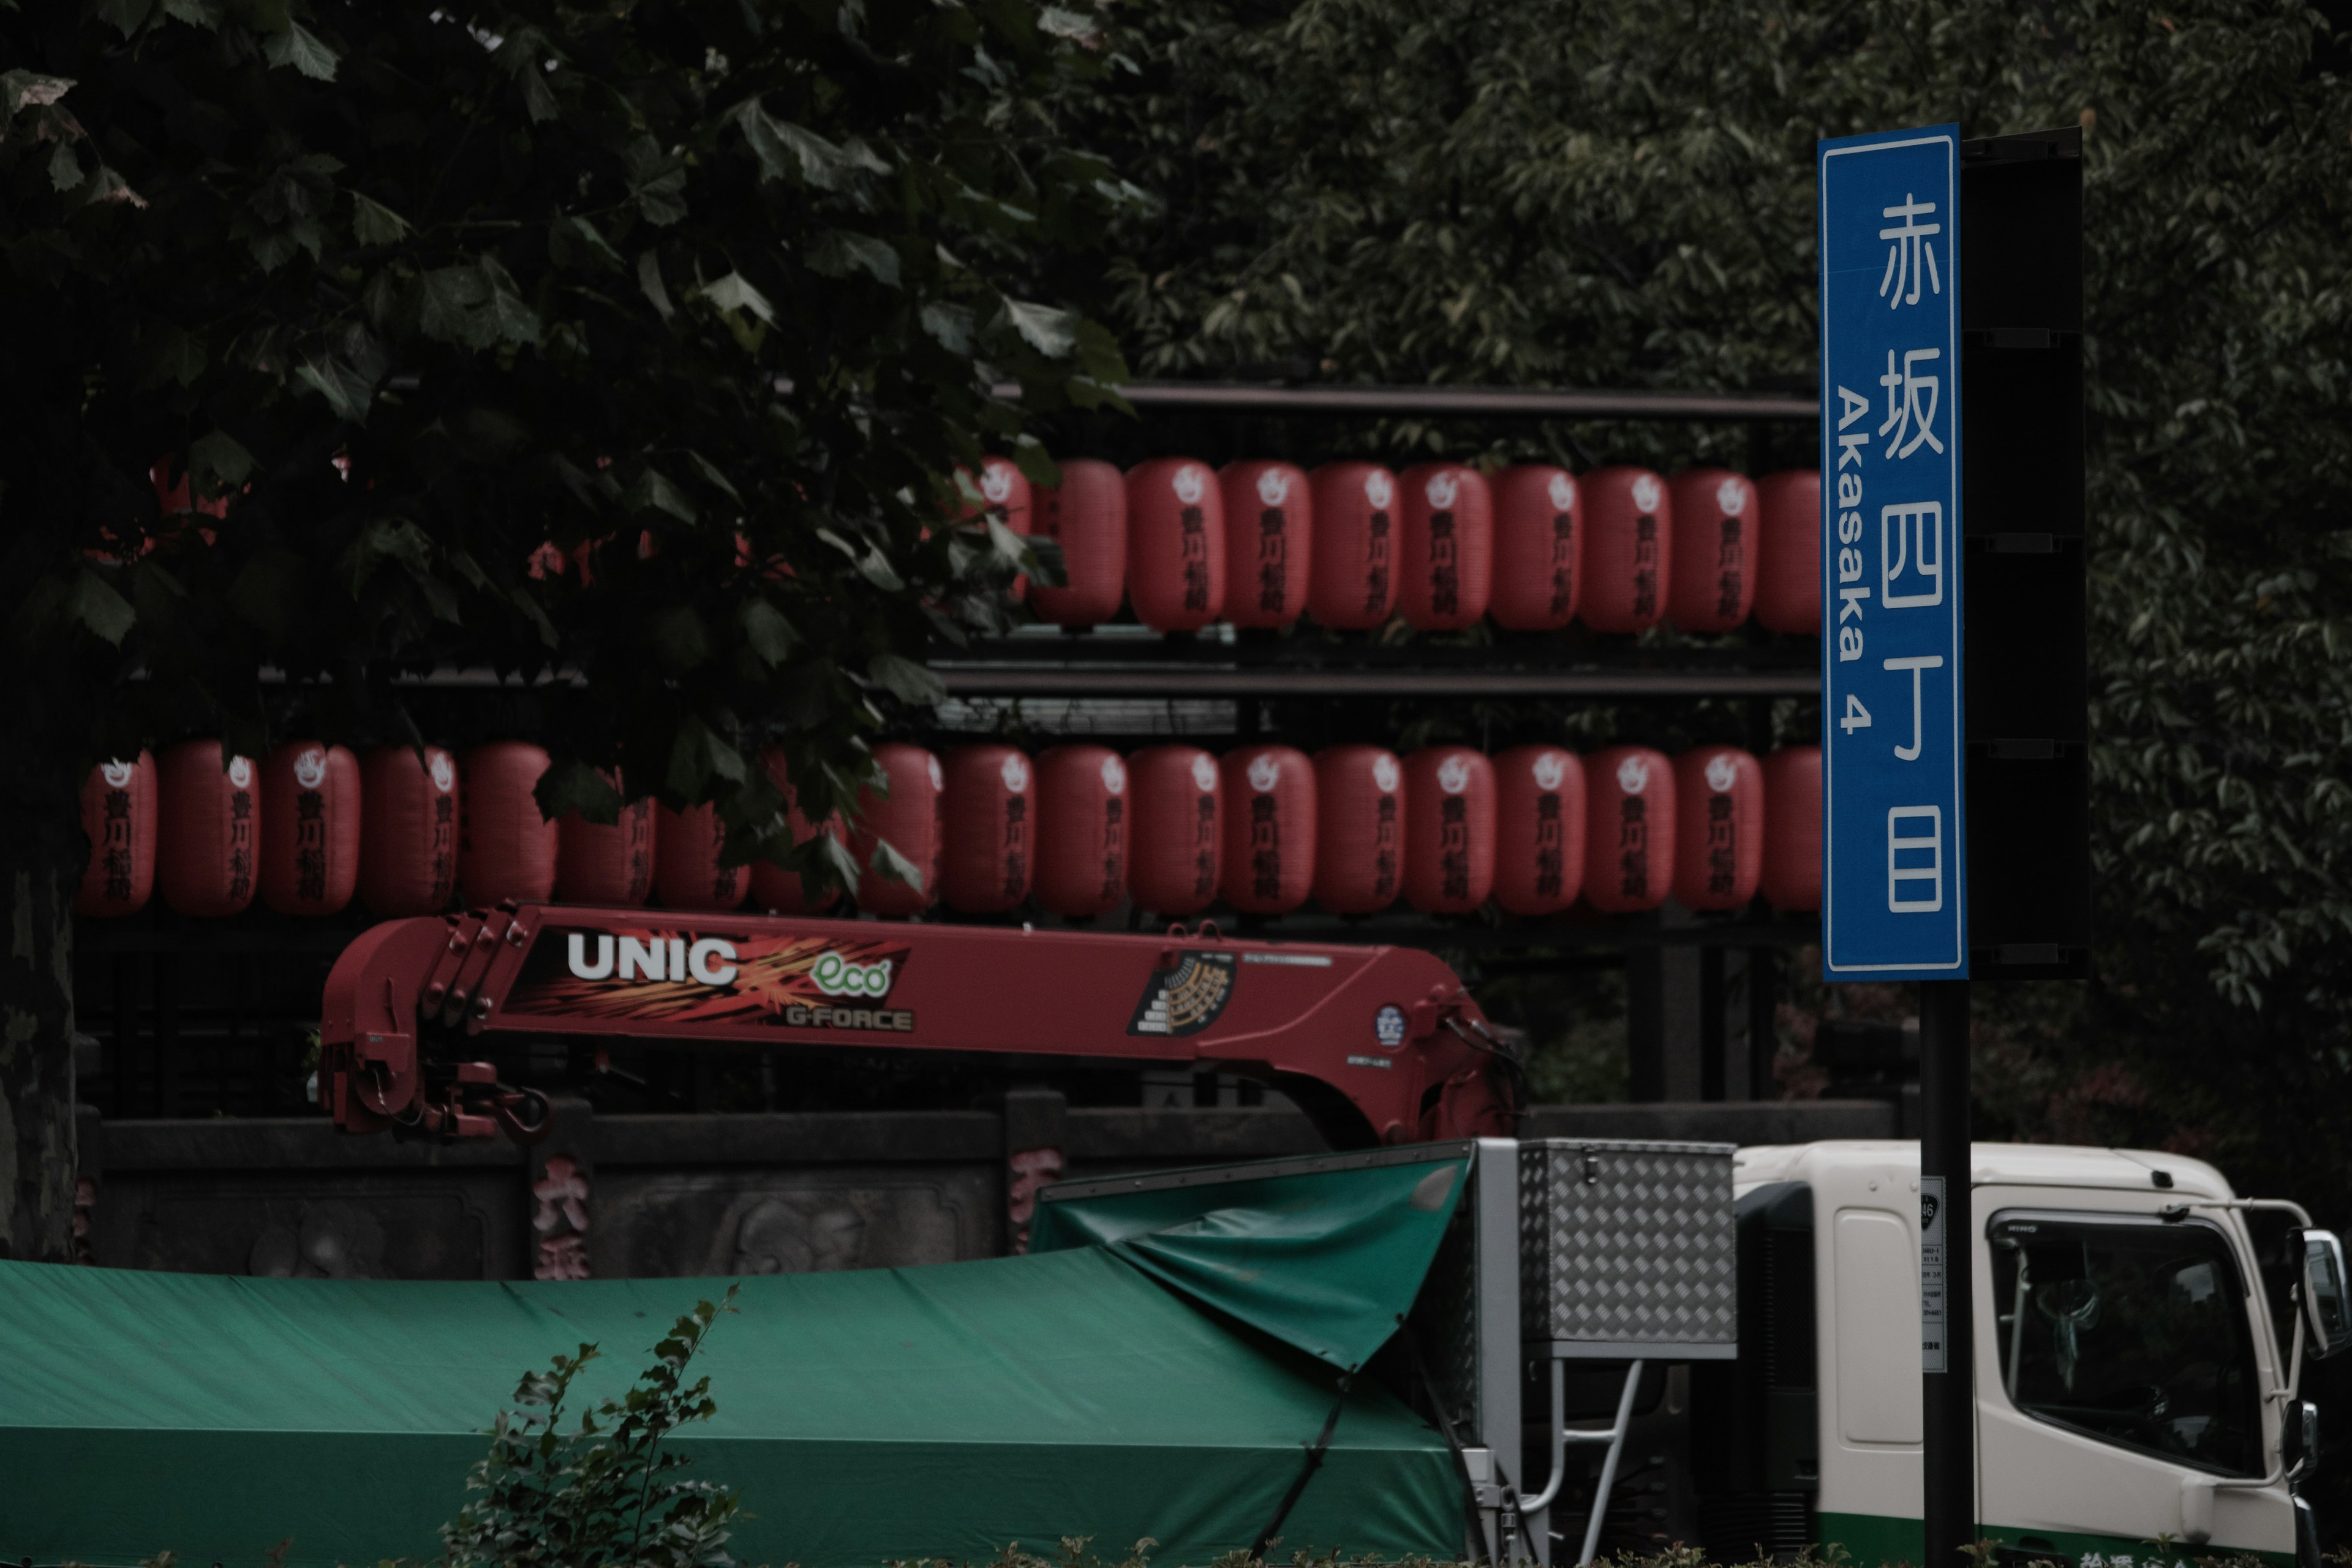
(1063, 0), (2352, 1170)
(0, 0), (1133, 889)
(440, 1287), (742, 1568)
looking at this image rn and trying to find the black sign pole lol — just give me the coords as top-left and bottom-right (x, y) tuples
(1919, 976), (1972, 1568)
(1930, 123), (2086, 1566)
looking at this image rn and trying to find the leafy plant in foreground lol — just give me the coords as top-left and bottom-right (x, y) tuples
(439, 1286), (742, 1568)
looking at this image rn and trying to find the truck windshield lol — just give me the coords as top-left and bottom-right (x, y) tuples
(1989, 1211), (2262, 1477)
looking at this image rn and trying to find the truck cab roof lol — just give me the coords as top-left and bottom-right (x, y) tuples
(1733, 1139), (2237, 1202)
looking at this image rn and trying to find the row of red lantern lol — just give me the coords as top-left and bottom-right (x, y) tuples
(72, 741), (771, 921)
(75, 734), (1825, 922)
(965, 454), (1822, 638)
(763, 739), (1825, 920)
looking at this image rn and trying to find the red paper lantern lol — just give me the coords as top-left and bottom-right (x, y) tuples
(556, 777), (656, 907)
(1030, 459), (1128, 629)
(1313, 745), (1405, 914)
(750, 747), (843, 914)
(1403, 747), (1495, 914)
(1126, 458), (1226, 631)
(74, 752), (158, 917)
(1581, 746), (1674, 913)
(1128, 745), (1222, 915)
(851, 742), (944, 916)
(655, 802), (747, 911)
(358, 746), (459, 916)
(1399, 463), (1493, 631)
(961, 456), (1033, 601)
(943, 744), (1036, 913)
(1667, 469), (1759, 633)
(1755, 469), (1823, 636)
(1490, 466), (1580, 631)
(1306, 462), (1400, 630)
(1034, 744), (1129, 918)
(260, 742), (361, 916)
(1219, 461), (1312, 628)
(1580, 467), (1672, 633)
(157, 740), (262, 918)
(1493, 745), (1585, 916)
(459, 742), (558, 907)
(1220, 746), (1316, 914)
(1761, 745), (1823, 912)
(1672, 747), (1763, 911)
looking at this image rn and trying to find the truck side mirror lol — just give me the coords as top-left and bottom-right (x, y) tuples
(2303, 1230), (2351, 1358)
(2283, 1398), (2320, 1476)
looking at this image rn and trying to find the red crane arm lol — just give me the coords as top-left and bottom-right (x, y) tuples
(317, 904), (1522, 1148)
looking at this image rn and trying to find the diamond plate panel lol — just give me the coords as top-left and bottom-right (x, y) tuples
(1519, 1139), (1736, 1350)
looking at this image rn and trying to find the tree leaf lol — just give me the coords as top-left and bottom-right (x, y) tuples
(263, 21), (340, 81)
(66, 568), (136, 645)
(624, 468), (697, 524)
(296, 354), (376, 423)
(1, 72), (75, 113)
(534, 759), (619, 826)
(698, 270), (775, 324)
(740, 598), (796, 666)
(1001, 298), (1078, 357)
(637, 251), (676, 320)
(919, 301), (973, 354)
(805, 230), (900, 287)
(338, 517), (434, 596)
(352, 192), (410, 245)
(48, 141), (85, 193)
(138, 327), (207, 390)
(189, 429), (255, 489)
(868, 837), (925, 894)
(867, 650), (944, 706)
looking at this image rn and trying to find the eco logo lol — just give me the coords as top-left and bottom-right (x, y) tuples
(811, 950), (894, 998)
(1425, 471), (1460, 508)
(100, 760), (136, 790)
(1189, 753), (1218, 793)
(1373, 754), (1401, 793)
(1437, 755), (1472, 795)
(1631, 474), (1663, 513)
(1246, 753), (1281, 793)
(1716, 476), (1748, 516)
(431, 754), (456, 793)
(1256, 468), (1290, 507)
(1173, 465), (1206, 505)
(1374, 1004), (1408, 1049)
(1616, 755), (1651, 794)
(294, 748), (328, 790)
(981, 464), (1015, 504)
(1000, 753), (1030, 793)
(1365, 470), (1393, 508)
(227, 756), (254, 790)
(1533, 753), (1567, 791)
(1101, 755), (1127, 794)
(1705, 755), (1739, 793)
(1547, 472), (1575, 511)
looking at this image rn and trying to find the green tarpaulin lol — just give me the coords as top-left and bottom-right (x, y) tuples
(0, 1162), (1466, 1568)
(1029, 1149), (1471, 1373)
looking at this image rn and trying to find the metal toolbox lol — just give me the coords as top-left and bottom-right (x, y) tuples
(1518, 1138), (1738, 1359)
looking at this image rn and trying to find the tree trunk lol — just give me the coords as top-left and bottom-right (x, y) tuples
(0, 816), (79, 1263)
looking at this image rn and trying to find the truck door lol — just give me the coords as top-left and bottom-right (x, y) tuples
(1976, 1200), (2295, 1564)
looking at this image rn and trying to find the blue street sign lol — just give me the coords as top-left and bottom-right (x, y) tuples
(1818, 125), (1967, 981)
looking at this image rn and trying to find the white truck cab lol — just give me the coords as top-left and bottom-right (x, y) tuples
(1713, 1141), (2342, 1567)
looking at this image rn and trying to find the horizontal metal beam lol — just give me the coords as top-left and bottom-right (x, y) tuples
(993, 380), (1820, 423)
(934, 666), (1819, 699)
